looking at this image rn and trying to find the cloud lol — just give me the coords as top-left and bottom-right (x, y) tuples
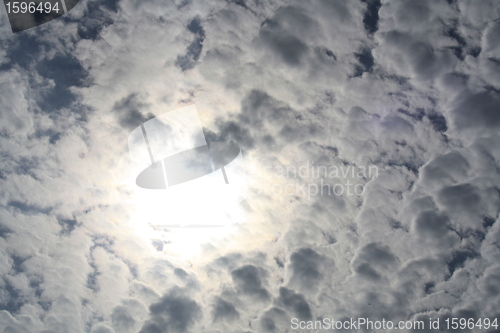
(288, 248), (326, 292)
(211, 297), (239, 322)
(111, 305), (136, 332)
(449, 91), (500, 132)
(351, 242), (398, 281)
(0, 71), (33, 138)
(175, 16), (206, 71)
(276, 287), (312, 320)
(231, 264), (270, 301)
(139, 289), (201, 333)
(256, 8), (310, 66)
(113, 93), (155, 130)
(0, 0), (499, 332)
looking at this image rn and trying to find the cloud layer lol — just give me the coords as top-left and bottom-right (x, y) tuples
(0, 0), (499, 332)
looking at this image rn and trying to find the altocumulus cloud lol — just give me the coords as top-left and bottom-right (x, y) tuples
(0, 0), (499, 332)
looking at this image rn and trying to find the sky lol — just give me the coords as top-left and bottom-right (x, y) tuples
(0, 0), (500, 332)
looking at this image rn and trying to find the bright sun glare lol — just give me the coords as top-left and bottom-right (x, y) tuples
(128, 180), (247, 259)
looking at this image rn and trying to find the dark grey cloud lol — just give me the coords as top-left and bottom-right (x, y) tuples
(57, 218), (78, 236)
(352, 242), (398, 281)
(447, 248), (479, 277)
(257, 16), (309, 66)
(276, 287), (312, 320)
(381, 31), (454, 81)
(421, 151), (469, 185)
(211, 297), (239, 322)
(450, 91), (500, 131)
(413, 210), (456, 245)
(208, 89), (328, 153)
(427, 112), (448, 133)
(231, 264), (270, 301)
(140, 290), (201, 333)
(1, 34), (48, 70)
(176, 17), (206, 71)
(75, 0), (119, 40)
(113, 93), (155, 130)
(288, 248), (325, 291)
(362, 0), (381, 34)
(354, 48), (375, 76)
(111, 305), (136, 332)
(259, 307), (288, 332)
(437, 184), (481, 214)
(7, 200), (52, 215)
(2, 38), (88, 115)
(0, 279), (24, 314)
(37, 54), (87, 89)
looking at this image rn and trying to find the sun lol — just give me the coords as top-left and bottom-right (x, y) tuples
(127, 181), (248, 259)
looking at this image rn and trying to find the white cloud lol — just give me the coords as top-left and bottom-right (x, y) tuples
(0, 0), (499, 331)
